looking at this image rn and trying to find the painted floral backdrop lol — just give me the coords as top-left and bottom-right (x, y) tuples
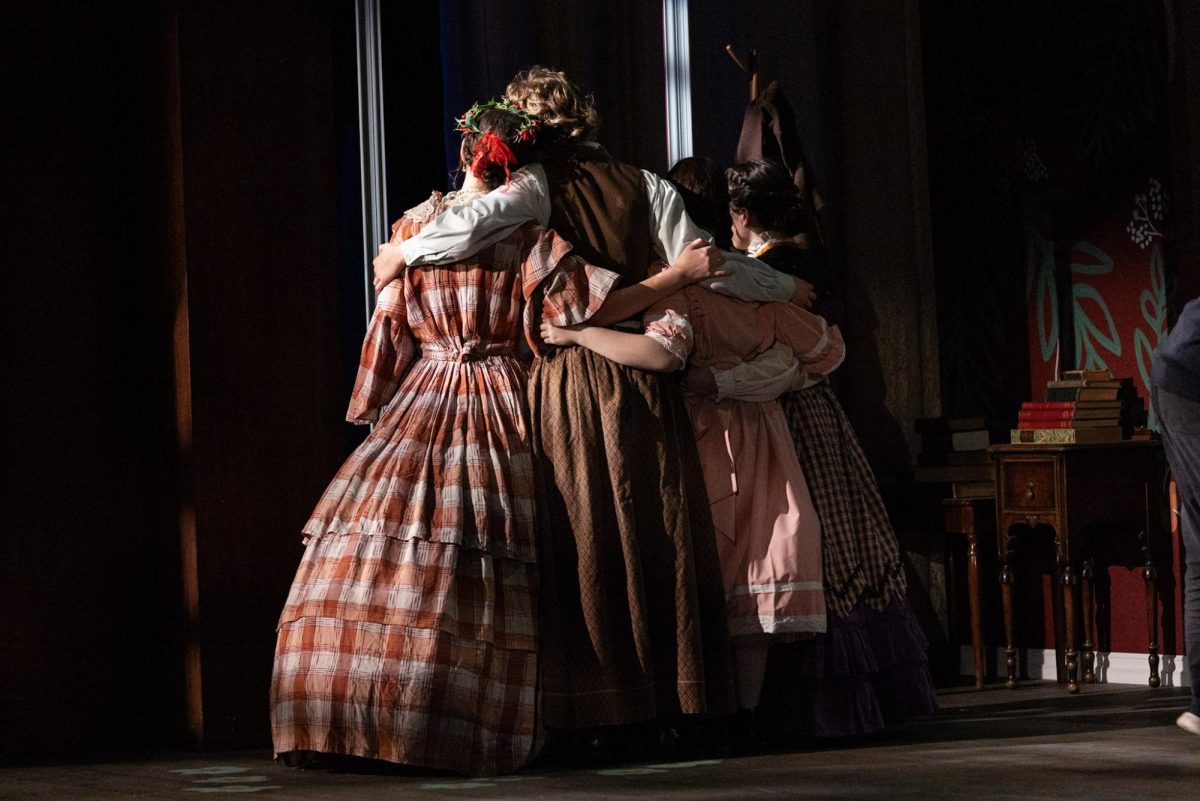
(1026, 185), (1168, 426)
(923, 0), (1181, 657)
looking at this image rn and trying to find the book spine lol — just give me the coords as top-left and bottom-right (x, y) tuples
(1045, 388), (1120, 402)
(1009, 428), (1121, 444)
(1018, 411), (1077, 422)
(1022, 401), (1077, 411)
(1010, 429), (1080, 443)
(1017, 413), (1119, 425)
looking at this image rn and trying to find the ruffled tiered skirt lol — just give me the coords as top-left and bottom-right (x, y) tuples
(270, 356), (538, 776)
(756, 599), (937, 737)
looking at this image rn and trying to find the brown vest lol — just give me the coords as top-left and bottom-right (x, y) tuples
(543, 146), (654, 288)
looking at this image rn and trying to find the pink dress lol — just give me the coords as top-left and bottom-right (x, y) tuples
(645, 287), (844, 638)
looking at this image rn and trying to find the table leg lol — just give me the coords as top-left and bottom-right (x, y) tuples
(1143, 561), (1160, 688)
(1000, 528), (1017, 689)
(1081, 559), (1095, 683)
(1062, 560), (1080, 694)
(967, 527), (985, 689)
(1139, 524), (1161, 689)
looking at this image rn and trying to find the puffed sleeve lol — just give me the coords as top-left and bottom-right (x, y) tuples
(642, 288), (694, 370)
(520, 225), (619, 353)
(346, 283), (417, 424)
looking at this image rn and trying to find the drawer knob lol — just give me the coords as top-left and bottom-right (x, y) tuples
(1026, 481), (1036, 501)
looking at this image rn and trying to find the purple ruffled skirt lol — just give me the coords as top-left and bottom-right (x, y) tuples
(754, 597), (938, 738)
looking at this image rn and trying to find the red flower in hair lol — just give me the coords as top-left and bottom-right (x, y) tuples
(471, 130), (518, 183)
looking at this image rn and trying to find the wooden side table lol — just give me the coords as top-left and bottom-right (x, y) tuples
(944, 497), (994, 688)
(991, 440), (1166, 693)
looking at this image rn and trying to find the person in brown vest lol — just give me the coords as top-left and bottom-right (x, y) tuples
(372, 67), (815, 761)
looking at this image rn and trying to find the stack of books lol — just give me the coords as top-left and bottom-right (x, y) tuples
(1011, 369), (1140, 444)
(914, 416), (997, 498)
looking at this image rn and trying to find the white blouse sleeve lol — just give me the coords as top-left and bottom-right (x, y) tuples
(399, 163), (552, 266)
(712, 343), (803, 402)
(641, 169), (796, 303)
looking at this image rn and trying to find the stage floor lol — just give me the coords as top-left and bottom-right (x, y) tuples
(3, 682), (1195, 800)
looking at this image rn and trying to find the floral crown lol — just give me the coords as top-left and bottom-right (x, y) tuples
(454, 98), (542, 144)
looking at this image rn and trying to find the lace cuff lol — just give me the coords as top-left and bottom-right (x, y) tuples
(644, 309), (693, 370)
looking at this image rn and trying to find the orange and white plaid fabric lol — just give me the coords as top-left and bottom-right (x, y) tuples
(271, 192), (616, 776)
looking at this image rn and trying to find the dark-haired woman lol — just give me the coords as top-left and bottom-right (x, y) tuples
(667, 156), (733, 250)
(716, 159), (938, 739)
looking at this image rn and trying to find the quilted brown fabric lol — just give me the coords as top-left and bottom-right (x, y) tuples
(528, 349), (737, 728)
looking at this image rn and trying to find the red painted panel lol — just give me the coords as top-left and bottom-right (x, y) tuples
(1024, 203), (1182, 659)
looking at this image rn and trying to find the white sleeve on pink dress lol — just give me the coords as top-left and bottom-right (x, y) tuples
(711, 343), (802, 402)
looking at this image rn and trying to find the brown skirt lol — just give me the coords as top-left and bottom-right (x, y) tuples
(528, 347), (736, 729)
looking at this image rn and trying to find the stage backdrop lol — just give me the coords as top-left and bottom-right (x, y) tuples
(924, 0), (1189, 669)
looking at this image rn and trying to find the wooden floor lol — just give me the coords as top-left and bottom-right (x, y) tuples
(2, 682), (1196, 800)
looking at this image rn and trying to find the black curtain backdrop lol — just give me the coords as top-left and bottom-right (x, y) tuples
(686, 0), (842, 282)
(921, 0), (1171, 420)
(427, 0), (668, 197)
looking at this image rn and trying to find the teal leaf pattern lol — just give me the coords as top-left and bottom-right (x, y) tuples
(1072, 283), (1121, 370)
(1069, 241), (1115, 275)
(1027, 234), (1059, 363)
(1134, 242), (1167, 429)
(1070, 241), (1120, 371)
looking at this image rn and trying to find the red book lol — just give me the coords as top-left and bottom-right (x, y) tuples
(1018, 410), (1121, 424)
(1017, 418), (1120, 430)
(1021, 401), (1122, 411)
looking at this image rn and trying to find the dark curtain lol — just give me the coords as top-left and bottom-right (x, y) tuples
(921, 0), (1172, 419)
(432, 0), (668, 190)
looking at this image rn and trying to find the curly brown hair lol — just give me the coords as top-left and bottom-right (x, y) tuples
(504, 66), (600, 142)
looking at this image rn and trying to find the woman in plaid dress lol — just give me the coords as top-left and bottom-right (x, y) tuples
(270, 103), (619, 775)
(713, 159), (938, 738)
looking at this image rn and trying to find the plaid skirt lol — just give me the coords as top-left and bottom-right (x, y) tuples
(271, 356), (538, 776)
(781, 383), (907, 617)
(271, 536), (537, 776)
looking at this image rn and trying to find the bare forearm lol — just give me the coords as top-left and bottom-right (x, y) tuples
(589, 270), (688, 326)
(574, 327), (680, 371)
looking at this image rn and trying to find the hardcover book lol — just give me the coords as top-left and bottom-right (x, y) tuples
(1046, 379), (1124, 389)
(1060, 369), (1114, 381)
(1009, 427), (1123, 444)
(1016, 418), (1120, 430)
(1044, 386), (1128, 403)
(1018, 410), (1122, 422)
(1021, 401), (1123, 411)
